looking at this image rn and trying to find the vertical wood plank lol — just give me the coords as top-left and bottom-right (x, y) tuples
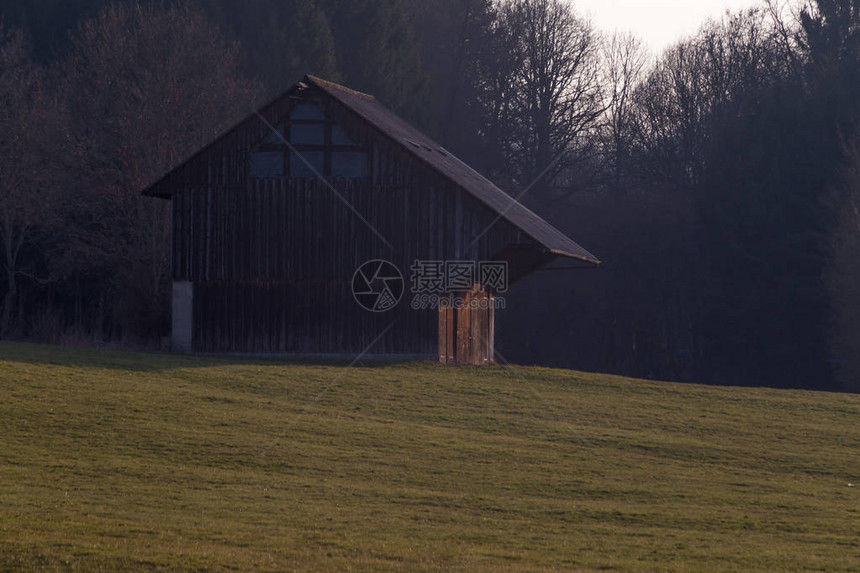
(488, 292), (495, 365)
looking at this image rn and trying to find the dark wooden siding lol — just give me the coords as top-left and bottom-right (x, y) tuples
(166, 90), (539, 355)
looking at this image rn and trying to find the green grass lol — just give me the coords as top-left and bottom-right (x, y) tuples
(0, 342), (858, 572)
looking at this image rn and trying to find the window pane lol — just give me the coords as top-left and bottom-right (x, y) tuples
(291, 103), (325, 121)
(290, 151), (324, 178)
(290, 123), (325, 145)
(331, 152), (367, 178)
(261, 126), (285, 145)
(332, 125), (356, 146)
(250, 152), (284, 177)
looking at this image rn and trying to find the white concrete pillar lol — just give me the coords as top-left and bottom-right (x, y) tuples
(172, 281), (193, 353)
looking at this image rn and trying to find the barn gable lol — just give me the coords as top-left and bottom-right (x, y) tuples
(142, 75), (599, 361)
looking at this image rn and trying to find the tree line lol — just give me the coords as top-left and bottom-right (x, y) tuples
(1, 0), (858, 391)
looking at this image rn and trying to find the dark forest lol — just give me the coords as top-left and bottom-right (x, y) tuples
(1, 0), (858, 391)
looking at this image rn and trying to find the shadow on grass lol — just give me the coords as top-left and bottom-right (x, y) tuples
(0, 341), (433, 373)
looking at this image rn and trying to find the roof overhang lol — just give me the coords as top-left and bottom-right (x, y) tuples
(140, 74), (601, 268)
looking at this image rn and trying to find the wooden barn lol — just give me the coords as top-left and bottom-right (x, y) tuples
(143, 75), (599, 364)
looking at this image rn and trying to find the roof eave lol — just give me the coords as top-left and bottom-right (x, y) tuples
(305, 76), (599, 263)
(139, 80), (313, 199)
(139, 74), (602, 268)
(547, 249), (601, 267)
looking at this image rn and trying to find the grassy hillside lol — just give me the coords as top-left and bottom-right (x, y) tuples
(0, 342), (857, 572)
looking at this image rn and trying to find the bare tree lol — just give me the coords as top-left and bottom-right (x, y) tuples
(630, 8), (790, 190)
(765, 0), (806, 75)
(600, 31), (648, 187)
(471, 2), (525, 183)
(57, 3), (261, 339)
(496, 0), (605, 189)
(0, 26), (50, 336)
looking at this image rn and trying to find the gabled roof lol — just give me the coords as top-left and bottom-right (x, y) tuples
(142, 75), (599, 265)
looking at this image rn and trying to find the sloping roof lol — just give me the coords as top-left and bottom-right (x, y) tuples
(143, 75), (599, 265)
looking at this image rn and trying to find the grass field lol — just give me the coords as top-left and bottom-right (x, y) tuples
(0, 342), (858, 571)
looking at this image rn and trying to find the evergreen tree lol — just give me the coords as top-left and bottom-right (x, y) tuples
(692, 1), (858, 389)
(0, 0), (113, 61)
(405, 0), (495, 147)
(696, 82), (835, 388)
(200, 0), (339, 94)
(802, 0), (860, 390)
(319, 0), (425, 117)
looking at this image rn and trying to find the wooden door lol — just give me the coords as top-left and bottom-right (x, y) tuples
(438, 285), (495, 365)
